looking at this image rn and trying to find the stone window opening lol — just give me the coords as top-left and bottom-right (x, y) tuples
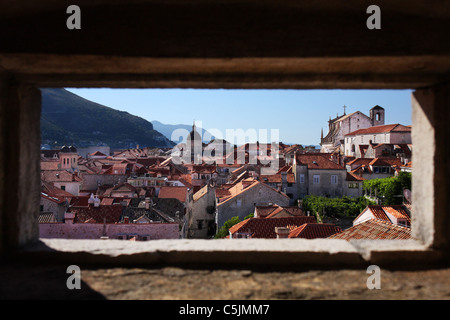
(0, 13), (448, 272)
(2, 85), (446, 271)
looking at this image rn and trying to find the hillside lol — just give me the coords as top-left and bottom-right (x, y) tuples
(40, 88), (175, 149)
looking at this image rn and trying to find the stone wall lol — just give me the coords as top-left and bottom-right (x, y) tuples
(307, 169), (347, 198)
(39, 221), (180, 240)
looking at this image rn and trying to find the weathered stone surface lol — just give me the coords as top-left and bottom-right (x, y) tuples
(0, 261), (449, 300)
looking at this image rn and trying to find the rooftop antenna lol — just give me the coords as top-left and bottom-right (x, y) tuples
(343, 105), (347, 115)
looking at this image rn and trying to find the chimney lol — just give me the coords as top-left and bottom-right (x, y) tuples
(94, 195), (100, 207)
(145, 197), (151, 210)
(64, 212), (75, 224)
(275, 227), (290, 239)
(88, 193), (95, 205)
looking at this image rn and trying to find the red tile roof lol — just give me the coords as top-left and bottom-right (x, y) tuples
(346, 172), (365, 181)
(40, 160), (60, 171)
(41, 180), (76, 198)
(158, 186), (188, 203)
(255, 205), (305, 218)
(229, 216), (317, 238)
(41, 170), (82, 183)
(295, 154), (345, 170)
(328, 219), (413, 240)
(354, 205), (411, 225)
(217, 179), (290, 205)
(89, 151), (107, 156)
(289, 223), (341, 239)
(260, 173), (295, 184)
(345, 124), (412, 136)
(71, 204), (124, 223)
(347, 157), (403, 172)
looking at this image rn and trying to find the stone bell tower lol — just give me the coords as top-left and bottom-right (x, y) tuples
(370, 105), (385, 126)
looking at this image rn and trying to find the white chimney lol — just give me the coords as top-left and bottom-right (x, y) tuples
(94, 195), (100, 207)
(88, 193), (95, 205)
(275, 227), (290, 239)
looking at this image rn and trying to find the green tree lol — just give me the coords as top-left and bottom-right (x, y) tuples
(302, 195), (375, 220)
(363, 172), (411, 205)
(214, 216), (241, 239)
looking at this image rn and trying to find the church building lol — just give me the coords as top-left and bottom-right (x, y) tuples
(320, 105), (385, 154)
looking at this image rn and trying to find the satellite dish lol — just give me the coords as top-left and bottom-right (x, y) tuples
(403, 189), (412, 203)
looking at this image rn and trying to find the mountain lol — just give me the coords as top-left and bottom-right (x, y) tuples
(40, 88), (175, 149)
(151, 120), (215, 144)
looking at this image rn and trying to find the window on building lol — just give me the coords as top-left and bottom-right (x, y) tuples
(313, 175), (320, 184)
(60, 185), (66, 191)
(331, 175), (338, 184)
(299, 174), (305, 183)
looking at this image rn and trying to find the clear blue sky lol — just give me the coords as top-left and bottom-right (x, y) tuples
(66, 88), (413, 146)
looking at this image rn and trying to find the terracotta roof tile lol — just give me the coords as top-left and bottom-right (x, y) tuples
(345, 124), (412, 136)
(158, 186), (188, 203)
(41, 170), (82, 183)
(289, 223), (341, 239)
(71, 204), (124, 223)
(328, 219), (413, 240)
(217, 179), (289, 205)
(260, 173), (295, 184)
(40, 160), (60, 170)
(256, 205), (305, 218)
(346, 172), (365, 181)
(353, 205), (411, 224)
(229, 216), (317, 238)
(295, 154), (345, 170)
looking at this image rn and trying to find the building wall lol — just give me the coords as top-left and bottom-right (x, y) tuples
(322, 112), (373, 153)
(52, 181), (80, 196)
(344, 180), (364, 198)
(293, 164), (309, 199)
(40, 197), (66, 222)
(39, 221), (180, 240)
(307, 169), (346, 197)
(344, 131), (411, 157)
(189, 186), (216, 238)
(216, 183), (289, 228)
(389, 132), (412, 144)
(81, 173), (128, 191)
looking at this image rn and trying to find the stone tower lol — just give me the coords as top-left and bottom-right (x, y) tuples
(370, 105), (385, 126)
(59, 145), (78, 171)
